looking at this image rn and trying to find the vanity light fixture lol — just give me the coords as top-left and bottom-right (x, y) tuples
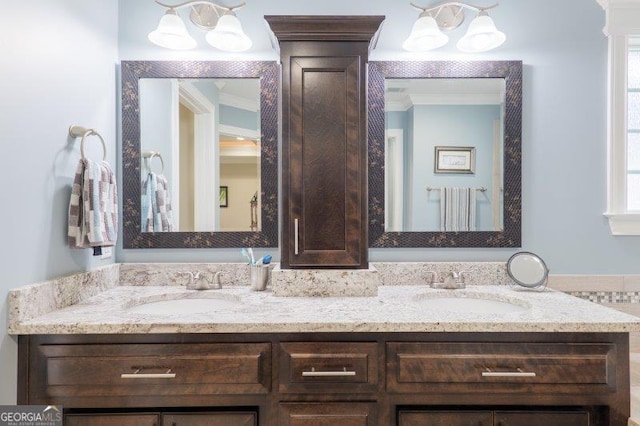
(148, 0), (252, 52)
(403, 2), (505, 53)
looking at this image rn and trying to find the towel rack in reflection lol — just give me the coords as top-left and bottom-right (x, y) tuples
(427, 186), (487, 192)
(142, 150), (165, 173)
(68, 125), (106, 161)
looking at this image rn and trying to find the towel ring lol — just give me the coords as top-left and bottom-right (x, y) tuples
(69, 125), (107, 162)
(143, 151), (165, 174)
(150, 152), (165, 174)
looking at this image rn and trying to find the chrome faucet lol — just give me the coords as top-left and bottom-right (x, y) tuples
(180, 271), (223, 290)
(431, 271), (466, 289)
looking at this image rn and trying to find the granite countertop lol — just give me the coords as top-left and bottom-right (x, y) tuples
(9, 284), (640, 335)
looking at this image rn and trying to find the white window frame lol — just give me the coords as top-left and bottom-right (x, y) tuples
(599, 0), (640, 234)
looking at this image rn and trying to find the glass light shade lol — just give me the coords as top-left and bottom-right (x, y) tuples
(148, 9), (197, 50)
(402, 15), (448, 51)
(205, 14), (252, 52)
(456, 14), (506, 53)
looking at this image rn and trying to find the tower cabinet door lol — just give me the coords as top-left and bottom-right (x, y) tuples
(285, 54), (366, 268)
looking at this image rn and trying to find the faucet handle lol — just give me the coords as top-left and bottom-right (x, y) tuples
(426, 270), (439, 285)
(178, 271), (201, 289)
(457, 271), (467, 283)
(212, 271), (223, 289)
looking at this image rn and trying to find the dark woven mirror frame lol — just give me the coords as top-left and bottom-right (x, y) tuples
(368, 61), (522, 248)
(121, 60), (279, 248)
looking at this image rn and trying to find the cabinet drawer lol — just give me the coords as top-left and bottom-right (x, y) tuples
(279, 403), (377, 426)
(399, 410), (493, 426)
(494, 410), (590, 426)
(65, 413), (159, 426)
(279, 342), (378, 393)
(34, 343), (271, 398)
(163, 412), (256, 426)
(398, 410), (590, 426)
(387, 342), (616, 394)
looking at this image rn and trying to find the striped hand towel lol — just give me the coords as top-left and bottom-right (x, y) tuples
(68, 159), (118, 248)
(141, 172), (174, 232)
(440, 187), (477, 232)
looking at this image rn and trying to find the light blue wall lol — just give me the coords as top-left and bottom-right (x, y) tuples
(410, 105), (500, 231)
(0, 0), (118, 404)
(192, 80), (220, 105)
(220, 105), (259, 131)
(386, 111), (407, 130)
(140, 79), (173, 186)
(117, 0), (639, 274)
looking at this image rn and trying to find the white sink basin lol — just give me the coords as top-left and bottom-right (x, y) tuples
(413, 292), (530, 314)
(125, 293), (241, 315)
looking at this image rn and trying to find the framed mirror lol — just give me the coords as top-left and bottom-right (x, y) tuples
(121, 61), (278, 248)
(368, 61), (522, 247)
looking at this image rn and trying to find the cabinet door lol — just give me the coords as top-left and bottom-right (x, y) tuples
(494, 410), (589, 426)
(163, 412), (256, 426)
(284, 54), (367, 268)
(280, 403), (376, 426)
(398, 410), (493, 426)
(65, 414), (159, 426)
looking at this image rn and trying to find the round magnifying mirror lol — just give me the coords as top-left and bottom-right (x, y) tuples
(507, 252), (549, 289)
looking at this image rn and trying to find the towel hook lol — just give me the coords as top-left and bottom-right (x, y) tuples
(69, 125), (107, 162)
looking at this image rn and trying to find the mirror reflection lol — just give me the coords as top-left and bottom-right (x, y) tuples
(384, 78), (505, 232)
(139, 78), (260, 233)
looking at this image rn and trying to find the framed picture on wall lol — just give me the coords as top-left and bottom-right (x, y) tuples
(434, 146), (476, 174)
(219, 186), (228, 208)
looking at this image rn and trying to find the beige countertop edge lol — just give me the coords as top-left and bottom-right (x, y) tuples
(9, 322), (640, 335)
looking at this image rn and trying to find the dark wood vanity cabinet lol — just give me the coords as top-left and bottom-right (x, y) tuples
(266, 16), (384, 269)
(18, 332), (630, 425)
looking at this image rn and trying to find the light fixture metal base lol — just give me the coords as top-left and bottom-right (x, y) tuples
(433, 5), (464, 31)
(189, 4), (221, 30)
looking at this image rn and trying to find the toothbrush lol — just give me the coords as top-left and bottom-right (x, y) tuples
(256, 255), (272, 266)
(241, 248), (252, 264)
(247, 248), (255, 265)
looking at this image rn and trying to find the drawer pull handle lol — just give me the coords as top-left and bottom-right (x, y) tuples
(120, 367), (176, 379)
(481, 367), (536, 378)
(302, 367), (356, 377)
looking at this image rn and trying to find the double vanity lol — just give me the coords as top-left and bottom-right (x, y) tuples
(8, 11), (638, 426)
(9, 264), (640, 426)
